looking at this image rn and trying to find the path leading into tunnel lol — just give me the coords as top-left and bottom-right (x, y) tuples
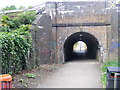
(37, 60), (102, 88)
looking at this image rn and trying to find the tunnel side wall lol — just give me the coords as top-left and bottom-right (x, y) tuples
(30, 14), (57, 65)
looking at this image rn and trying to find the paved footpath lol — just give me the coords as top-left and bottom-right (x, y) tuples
(37, 60), (102, 88)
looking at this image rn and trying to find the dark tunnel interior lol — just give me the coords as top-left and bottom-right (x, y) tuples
(64, 32), (99, 62)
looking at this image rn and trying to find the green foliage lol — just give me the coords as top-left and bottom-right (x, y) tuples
(0, 15), (15, 30)
(1, 5), (17, 11)
(101, 60), (120, 88)
(1, 5), (32, 11)
(16, 11), (36, 25)
(25, 73), (36, 78)
(0, 11), (36, 74)
(0, 11), (35, 30)
(0, 25), (11, 32)
(19, 6), (25, 9)
(28, 6), (33, 9)
(0, 27), (32, 74)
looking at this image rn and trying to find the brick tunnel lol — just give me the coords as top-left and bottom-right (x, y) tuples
(64, 32), (99, 62)
(29, 1), (119, 65)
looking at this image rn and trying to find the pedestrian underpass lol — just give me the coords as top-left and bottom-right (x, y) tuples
(64, 32), (100, 62)
(31, 2), (117, 64)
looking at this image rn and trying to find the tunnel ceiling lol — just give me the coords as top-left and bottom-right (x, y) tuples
(64, 32), (99, 62)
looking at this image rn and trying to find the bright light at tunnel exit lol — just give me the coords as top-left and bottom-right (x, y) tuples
(73, 41), (87, 53)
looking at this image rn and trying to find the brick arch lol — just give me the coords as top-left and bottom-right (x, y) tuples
(63, 32), (100, 62)
(56, 26), (107, 63)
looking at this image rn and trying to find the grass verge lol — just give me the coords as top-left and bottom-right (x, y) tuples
(101, 60), (120, 88)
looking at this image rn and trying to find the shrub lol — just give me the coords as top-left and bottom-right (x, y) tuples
(0, 15), (18, 31)
(0, 25), (11, 32)
(0, 11), (36, 74)
(16, 11), (36, 25)
(1, 11), (36, 30)
(1, 5), (17, 11)
(0, 26), (32, 74)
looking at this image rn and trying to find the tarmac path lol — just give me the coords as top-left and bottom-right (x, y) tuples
(37, 59), (102, 88)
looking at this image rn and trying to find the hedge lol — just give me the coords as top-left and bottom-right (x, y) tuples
(0, 11), (35, 74)
(0, 25), (32, 74)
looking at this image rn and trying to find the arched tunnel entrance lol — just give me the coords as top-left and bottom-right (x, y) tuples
(64, 32), (99, 62)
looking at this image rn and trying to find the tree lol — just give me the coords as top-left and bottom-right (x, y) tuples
(19, 6), (25, 9)
(1, 5), (17, 10)
(28, 6), (33, 9)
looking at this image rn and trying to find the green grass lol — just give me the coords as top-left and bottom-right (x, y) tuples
(101, 60), (120, 88)
(25, 73), (36, 78)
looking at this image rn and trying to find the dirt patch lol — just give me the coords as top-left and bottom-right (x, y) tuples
(12, 64), (62, 88)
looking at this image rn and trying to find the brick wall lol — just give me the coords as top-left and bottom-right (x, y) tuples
(31, 1), (119, 65)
